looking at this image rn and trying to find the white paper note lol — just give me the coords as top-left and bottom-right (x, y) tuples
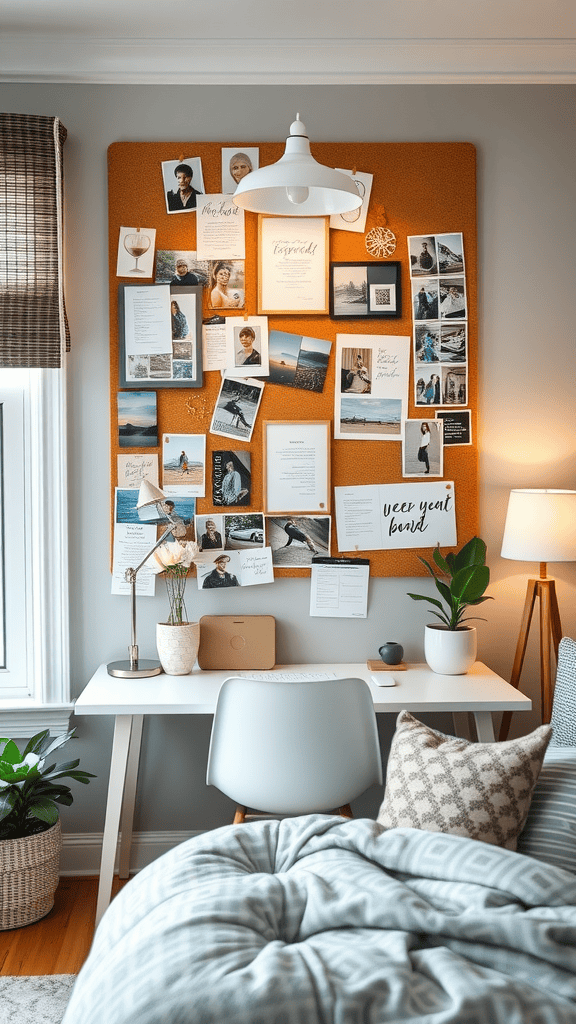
(335, 481), (457, 551)
(310, 559), (370, 618)
(196, 194), (245, 260)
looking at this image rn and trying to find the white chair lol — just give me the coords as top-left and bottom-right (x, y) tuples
(206, 676), (383, 823)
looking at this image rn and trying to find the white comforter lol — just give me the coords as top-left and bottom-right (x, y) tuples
(64, 815), (576, 1023)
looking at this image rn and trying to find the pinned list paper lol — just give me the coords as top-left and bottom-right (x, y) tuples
(310, 558), (370, 618)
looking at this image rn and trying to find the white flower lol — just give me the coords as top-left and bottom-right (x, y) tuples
(146, 541), (201, 574)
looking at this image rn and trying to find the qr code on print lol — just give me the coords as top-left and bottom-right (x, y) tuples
(373, 287), (391, 306)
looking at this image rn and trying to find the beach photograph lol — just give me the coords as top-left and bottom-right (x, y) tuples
(268, 329), (301, 387)
(162, 433), (206, 493)
(117, 391), (158, 448)
(293, 335), (332, 392)
(339, 396), (402, 436)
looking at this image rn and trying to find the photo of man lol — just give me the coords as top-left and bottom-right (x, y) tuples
(201, 554), (240, 589)
(162, 158), (205, 214)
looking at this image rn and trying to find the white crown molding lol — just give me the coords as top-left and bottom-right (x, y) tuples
(1, 37), (575, 84)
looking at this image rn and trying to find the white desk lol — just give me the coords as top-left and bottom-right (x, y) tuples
(75, 661), (531, 925)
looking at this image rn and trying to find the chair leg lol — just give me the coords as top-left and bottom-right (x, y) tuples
(337, 804), (353, 819)
(233, 806), (247, 824)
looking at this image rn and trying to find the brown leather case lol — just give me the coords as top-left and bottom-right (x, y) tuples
(198, 615), (276, 671)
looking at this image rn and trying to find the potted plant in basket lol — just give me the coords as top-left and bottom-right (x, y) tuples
(146, 540), (202, 675)
(407, 536), (493, 674)
(0, 728), (95, 929)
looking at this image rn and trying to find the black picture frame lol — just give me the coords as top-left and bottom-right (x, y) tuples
(118, 283), (203, 389)
(329, 261), (401, 320)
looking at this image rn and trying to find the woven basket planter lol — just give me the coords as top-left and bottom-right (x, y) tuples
(0, 819), (62, 930)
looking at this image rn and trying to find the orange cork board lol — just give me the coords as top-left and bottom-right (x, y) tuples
(108, 141), (478, 577)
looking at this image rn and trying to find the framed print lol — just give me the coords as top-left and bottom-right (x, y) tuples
(118, 283), (203, 388)
(258, 216), (329, 315)
(263, 420), (331, 515)
(330, 261), (401, 319)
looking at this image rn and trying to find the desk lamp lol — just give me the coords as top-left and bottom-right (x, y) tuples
(499, 488), (576, 739)
(232, 114), (362, 217)
(107, 480), (188, 679)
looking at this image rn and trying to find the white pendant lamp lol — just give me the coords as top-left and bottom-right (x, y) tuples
(232, 114), (362, 217)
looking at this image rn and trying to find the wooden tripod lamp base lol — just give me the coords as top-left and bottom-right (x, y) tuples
(499, 488), (576, 742)
(498, 566), (562, 741)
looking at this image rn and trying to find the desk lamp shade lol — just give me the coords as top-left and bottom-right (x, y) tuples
(501, 489), (576, 564)
(232, 114), (362, 217)
(136, 478), (166, 509)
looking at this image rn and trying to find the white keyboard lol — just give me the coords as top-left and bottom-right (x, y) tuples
(234, 671), (339, 681)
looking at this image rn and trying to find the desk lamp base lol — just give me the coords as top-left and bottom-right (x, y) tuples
(107, 659), (163, 678)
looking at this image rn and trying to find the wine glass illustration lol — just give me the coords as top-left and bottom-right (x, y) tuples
(124, 232), (151, 274)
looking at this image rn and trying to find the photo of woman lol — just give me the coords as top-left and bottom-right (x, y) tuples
(235, 326), (261, 366)
(209, 261), (245, 309)
(402, 420), (443, 477)
(171, 299), (189, 340)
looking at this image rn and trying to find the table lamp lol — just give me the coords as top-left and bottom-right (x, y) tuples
(107, 480), (189, 679)
(499, 488), (576, 739)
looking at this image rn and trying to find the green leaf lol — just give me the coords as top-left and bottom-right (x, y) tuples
(27, 798), (59, 824)
(453, 537), (486, 573)
(454, 564), (490, 604)
(432, 545), (451, 575)
(434, 579), (452, 606)
(416, 556), (438, 580)
(0, 789), (17, 822)
(0, 741), (22, 766)
(21, 730), (50, 758)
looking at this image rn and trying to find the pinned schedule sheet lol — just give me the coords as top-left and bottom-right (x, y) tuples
(310, 557), (370, 618)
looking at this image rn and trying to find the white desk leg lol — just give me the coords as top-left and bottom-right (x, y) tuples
(118, 714), (144, 880)
(473, 711), (495, 743)
(95, 715), (133, 928)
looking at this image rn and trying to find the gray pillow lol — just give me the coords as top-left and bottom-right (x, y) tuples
(377, 710), (552, 850)
(550, 637), (576, 746)
(517, 746), (576, 873)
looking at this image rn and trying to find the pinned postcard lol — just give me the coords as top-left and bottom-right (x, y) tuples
(334, 333), (410, 440)
(111, 523), (157, 596)
(116, 227), (156, 278)
(162, 433), (206, 498)
(210, 377), (264, 443)
(195, 548), (274, 589)
(329, 170), (373, 234)
(225, 316), (269, 377)
(117, 454), (159, 489)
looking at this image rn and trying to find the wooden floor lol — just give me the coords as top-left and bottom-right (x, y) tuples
(0, 877), (128, 976)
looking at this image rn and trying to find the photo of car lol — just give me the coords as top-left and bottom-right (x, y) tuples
(227, 527), (263, 543)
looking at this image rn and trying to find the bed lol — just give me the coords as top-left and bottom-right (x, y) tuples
(62, 707), (576, 1024)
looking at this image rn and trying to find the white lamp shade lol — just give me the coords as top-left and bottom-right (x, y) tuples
(501, 489), (576, 563)
(232, 116), (362, 217)
(136, 479), (166, 509)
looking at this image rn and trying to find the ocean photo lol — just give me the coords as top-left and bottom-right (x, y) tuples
(293, 336), (331, 393)
(268, 329), (301, 387)
(117, 391), (158, 448)
(116, 489), (196, 524)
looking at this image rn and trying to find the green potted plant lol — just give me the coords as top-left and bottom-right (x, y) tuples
(407, 536), (493, 674)
(0, 728), (95, 929)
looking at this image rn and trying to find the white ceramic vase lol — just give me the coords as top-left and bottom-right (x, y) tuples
(424, 623), (477, 675)
(156, 621), (200, 676)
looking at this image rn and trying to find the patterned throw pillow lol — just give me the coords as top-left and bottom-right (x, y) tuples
(517, 746), (576, 872)
(550, 637), (576, 746)
(377, 711), (552, 850)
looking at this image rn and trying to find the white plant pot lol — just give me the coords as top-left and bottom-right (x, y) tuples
(424, 623), (477, 675)
(156, 621), (200, 676)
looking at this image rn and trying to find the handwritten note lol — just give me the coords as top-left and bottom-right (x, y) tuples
(196, 194), (245, 260)
(117, 454), (159, 489)
(334, 482), (457, 551)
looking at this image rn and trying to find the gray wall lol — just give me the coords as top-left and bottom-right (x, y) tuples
(1, 84), (574, 834)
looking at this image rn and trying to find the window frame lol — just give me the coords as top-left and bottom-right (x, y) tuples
(0, 368), (72, 736)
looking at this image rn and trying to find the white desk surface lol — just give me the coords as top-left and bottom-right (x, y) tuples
(75, 662), (531, 717)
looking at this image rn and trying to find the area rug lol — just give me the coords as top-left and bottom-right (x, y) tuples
(0, 975), (76, 1024)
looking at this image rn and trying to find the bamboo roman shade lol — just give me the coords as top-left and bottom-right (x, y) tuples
(0, 113), (70, 368)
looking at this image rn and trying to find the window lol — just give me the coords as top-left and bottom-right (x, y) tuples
(0, 368), (71, 735)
